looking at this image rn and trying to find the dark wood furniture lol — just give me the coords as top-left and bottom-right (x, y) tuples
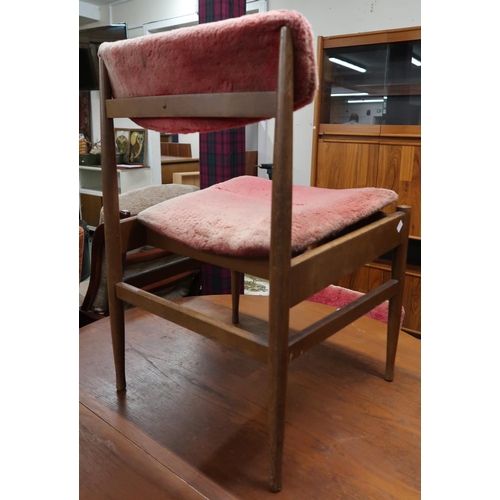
(98, 17), (410, 492)
(310, 27), (421, 337)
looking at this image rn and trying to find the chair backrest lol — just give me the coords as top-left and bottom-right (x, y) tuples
(98, 10), (317, 134)
(98, 11), (318, 295)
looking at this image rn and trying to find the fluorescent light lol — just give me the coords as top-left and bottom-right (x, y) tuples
(329, 57), (366, 73)
(411, 57), (421, 66)
(330, 92), (369, 97)
(347, 99), (384, 103)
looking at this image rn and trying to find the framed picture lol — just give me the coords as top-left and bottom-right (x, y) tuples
(128, 129), (147, 165)
(114, 128), (146, 165)
(115, 129), (130, 158)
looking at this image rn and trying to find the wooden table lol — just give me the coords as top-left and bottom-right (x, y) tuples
(80, 295), (420, 499)
(161, 155), (200, 184)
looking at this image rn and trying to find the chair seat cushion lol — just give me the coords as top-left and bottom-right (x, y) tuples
(138, 176), (398, 257)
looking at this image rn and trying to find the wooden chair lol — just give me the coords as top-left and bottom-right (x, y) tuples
(98, 10), (410, 492)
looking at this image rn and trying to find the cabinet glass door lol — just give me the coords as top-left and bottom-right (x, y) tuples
(321, 40), (420, 126)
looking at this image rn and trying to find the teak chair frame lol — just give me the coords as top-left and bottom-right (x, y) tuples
(99, 26), (410, 492)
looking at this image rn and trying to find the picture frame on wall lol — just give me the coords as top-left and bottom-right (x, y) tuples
(115, 129), (130, 159)
(128, 130), (147, 165)
(114, 128), (146, 165)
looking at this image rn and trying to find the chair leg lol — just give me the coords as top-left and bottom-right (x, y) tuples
(267, 289), (289, 492)
(268, 329), (288, 493)
(231, 270), (241, 324)
(385, 298), (402, 382)
(267, 25), (293, 491)
(108, 295), (126, 391)
(99, 60), (127, 392)
(385, 206), (411, 382)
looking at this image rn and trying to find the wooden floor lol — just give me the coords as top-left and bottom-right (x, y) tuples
(80, 295), (420, 499)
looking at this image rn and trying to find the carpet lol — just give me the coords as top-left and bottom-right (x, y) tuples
(307, 284), (404, 324)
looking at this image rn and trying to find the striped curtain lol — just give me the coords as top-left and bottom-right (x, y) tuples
(198, 0), (246, 295)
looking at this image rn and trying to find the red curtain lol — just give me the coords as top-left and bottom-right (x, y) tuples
(198, 0), (246, 294)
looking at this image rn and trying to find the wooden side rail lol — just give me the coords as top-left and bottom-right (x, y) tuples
(289, 209), (410, 307)
(146, 228), (271, 279)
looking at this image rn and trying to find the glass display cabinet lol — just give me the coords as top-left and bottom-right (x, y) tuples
(311, 27), (421, 337)
(321, 39), (420, 126)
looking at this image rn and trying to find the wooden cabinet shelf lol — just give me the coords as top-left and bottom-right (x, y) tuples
(311, 27), (421, 336)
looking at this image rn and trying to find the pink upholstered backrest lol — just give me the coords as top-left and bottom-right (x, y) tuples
(98, 10), (318, 134)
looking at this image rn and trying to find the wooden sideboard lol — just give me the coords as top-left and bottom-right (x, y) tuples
(161, 156), (200, 184)
(310, 27), (421, 337)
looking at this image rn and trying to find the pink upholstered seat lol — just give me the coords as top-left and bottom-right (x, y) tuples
(138, 176), (398, 257)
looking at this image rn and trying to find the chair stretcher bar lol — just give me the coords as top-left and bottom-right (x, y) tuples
(116, 278), (401, 364)
(288, 279), (400, 360)
(116, 282), (269, 361)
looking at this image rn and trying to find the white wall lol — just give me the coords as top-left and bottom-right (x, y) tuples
(82, 0), (420, 185)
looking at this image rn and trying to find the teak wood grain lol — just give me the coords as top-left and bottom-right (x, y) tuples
(311, 27), (421, 336)
(160, 142), (192, 158)
(80, 297), (421, 500)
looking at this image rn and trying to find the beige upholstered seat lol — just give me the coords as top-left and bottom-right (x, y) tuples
(80, 184), (201, 321)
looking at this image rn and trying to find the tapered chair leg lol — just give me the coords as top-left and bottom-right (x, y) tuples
(268, 290), (289, 492)
(385, 299), (401, 382)
(385, 205), (411, 382)
(108, 295), (126, 390)
(231, 270), (241, 324)
(99, 58), (127, 391)
(268, 344), (288, 492)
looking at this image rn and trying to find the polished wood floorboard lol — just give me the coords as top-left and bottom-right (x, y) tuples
(80, 295), (421, 499)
